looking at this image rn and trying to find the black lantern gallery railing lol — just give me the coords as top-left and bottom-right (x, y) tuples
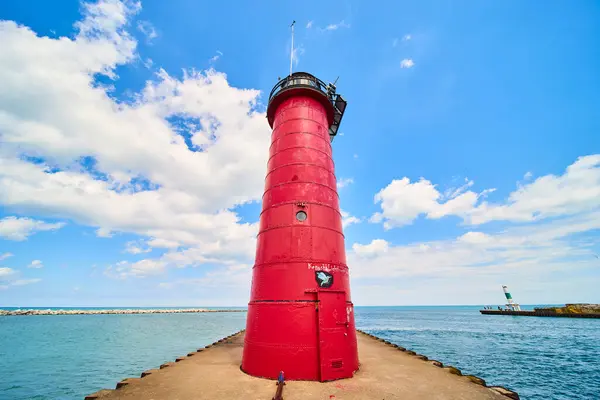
(268, 72), (347, 142)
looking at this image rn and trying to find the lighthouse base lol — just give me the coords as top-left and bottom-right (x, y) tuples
(242, 293), (359, 382)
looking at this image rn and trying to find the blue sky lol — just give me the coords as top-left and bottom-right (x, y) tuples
(0, 0), (599, 306)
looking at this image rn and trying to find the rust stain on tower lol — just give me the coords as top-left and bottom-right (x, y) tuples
(242, 72), (358, 382)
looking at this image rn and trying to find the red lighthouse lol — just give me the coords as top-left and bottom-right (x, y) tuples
(242, 73), (358, 382)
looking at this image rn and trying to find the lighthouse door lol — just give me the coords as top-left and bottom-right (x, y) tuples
(317, 290), (348, 382)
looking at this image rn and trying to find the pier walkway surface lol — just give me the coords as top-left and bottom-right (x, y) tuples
(87, 331), (517, 400)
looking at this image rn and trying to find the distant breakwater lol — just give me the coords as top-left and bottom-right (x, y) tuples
(480, 309), (600, 318)
(0, 308), (247, 316)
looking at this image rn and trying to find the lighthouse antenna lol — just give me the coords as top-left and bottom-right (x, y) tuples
(289, 20), (296, 76)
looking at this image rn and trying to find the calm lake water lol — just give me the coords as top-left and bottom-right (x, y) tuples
(1, 306), (598, 399)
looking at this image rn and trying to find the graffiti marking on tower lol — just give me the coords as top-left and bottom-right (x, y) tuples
(308, 263), (345, 273)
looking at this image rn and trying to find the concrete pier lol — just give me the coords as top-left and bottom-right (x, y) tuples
(85, 330), (519, 400)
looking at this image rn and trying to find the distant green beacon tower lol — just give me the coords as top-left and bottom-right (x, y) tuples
(502, 285), (521, 311)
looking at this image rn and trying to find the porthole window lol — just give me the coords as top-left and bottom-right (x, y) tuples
(296, 210), (307, 222)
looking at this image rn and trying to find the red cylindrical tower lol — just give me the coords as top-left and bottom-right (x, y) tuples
(242, 73), (358, 382)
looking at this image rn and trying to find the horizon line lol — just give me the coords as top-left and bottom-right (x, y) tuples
(0, 303), (571, 308)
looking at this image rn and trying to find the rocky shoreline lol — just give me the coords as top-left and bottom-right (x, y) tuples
(0, 308), (246, 316)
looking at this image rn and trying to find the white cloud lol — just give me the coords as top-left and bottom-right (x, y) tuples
(371, 177), (477, 229)
(0, 0), (269, 276)
(147, 238), (180, 249)
(291, 45), (305, 66)
(352, 239), (389, 257)
(306, 21), (313, 29)
(96, 228), (114, 238)
(159, 263), (251, 289)
(0, 267), (16, 279)
(11, 278), (41, 286)
(400, 58), (415, 68)
(457, 231), (493, 244)
(361, 155), (600, 303)
(442, 177), (474, 200)
(209, 50), (223, 63)
(124, 241), (151, 254)
(107, 240), (256, 279)
(337, 177), (354, 189)
(467, 155), (600, 225)
(524, 171), (533, 180)
(28, 260), (43, 269)
(371, 155), (600, 228)
(323, 20), (350, 31)
(105, 259), (166, 279)
(0, 253), (14, 262)
(402, 34), (412, 41)
(350, 211), (600, 304)
(392, 38), (399, 47)
(157, 263), (252, 305)
(0, 267), (40, 289)
(137, 20), (157, 41)
(341, 210), (361, 229)
(0, 217), (65, 241)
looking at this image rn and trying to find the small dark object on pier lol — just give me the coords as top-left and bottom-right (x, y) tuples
(272, 371), (285, 400)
